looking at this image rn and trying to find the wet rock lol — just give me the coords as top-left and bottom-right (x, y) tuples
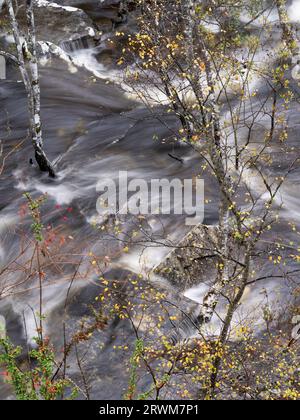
(1, 1), (98, 46)
(55, 0), (138, 35)
(50, 1), (137, 71)
(151, 225), (225, 342)
(55, 0), (126, 21)
(154, 225), (220, 292)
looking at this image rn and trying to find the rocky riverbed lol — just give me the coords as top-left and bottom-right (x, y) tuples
(0, 0), (299, 400)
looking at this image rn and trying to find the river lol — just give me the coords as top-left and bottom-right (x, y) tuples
(0, 0), (299, 399)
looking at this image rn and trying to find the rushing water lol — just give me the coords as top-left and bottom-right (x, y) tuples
(0, 52), (216, 398)
(0, 1), (299, 399)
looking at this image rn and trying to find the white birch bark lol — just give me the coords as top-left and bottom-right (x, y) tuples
(25, 0), (55, 177)
(6, 0), (32, 91)
(182, 1), (233, 328)
(3, 0), (55, 177)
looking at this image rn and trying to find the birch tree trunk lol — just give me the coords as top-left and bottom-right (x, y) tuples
(183, 1), (233, 328)
(5, 0), (55, 177)
(25, 0), (55, 177)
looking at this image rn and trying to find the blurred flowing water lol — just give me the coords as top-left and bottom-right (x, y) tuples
(0, 1), (299, 399)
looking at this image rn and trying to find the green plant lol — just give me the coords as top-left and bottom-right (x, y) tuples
(23, 192), (47, 242)
(0, 337), (78, 400)
(124, 338), (144, 400)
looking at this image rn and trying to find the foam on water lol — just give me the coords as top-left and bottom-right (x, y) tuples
(288, 0), (300, 22)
